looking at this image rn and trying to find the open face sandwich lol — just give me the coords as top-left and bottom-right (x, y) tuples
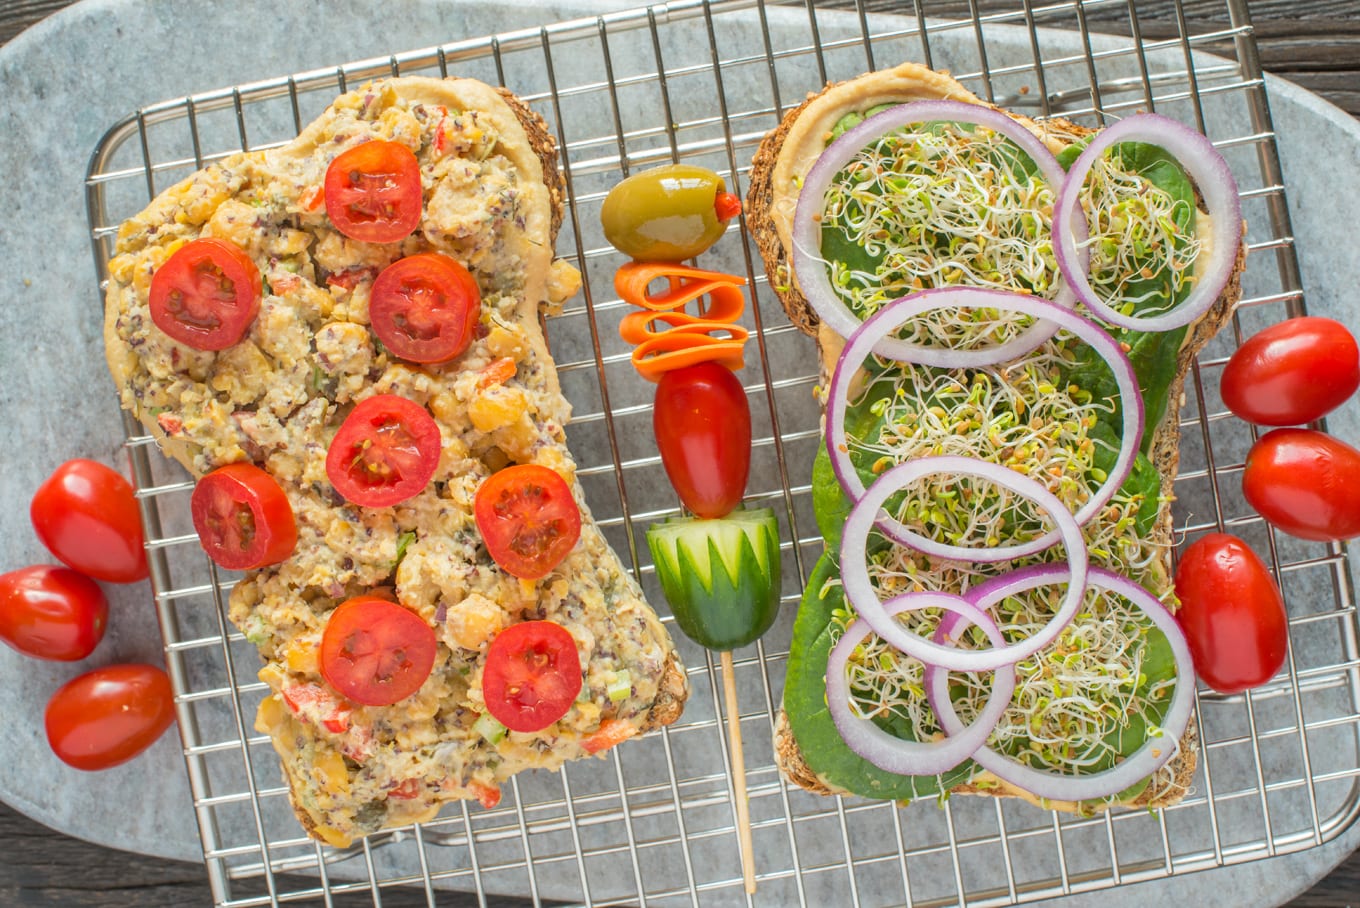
(103, 76), (687, 846)
(747, 63), (1246, 812)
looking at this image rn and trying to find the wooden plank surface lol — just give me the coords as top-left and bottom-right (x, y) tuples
(1, 0), (1358, 905)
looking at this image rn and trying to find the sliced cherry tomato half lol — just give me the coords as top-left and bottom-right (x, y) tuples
(1221, 316), (1360, 426)
(323, 139), (423, 243)
(1242, 428), (1360, 542)
(1174, 533), (1289, 694)
(474, 465), (581, 580)
(481, 620), (582, 733)
(320, 595), (437, 706)
(369, 253), (482, 363)
(148, 237), (262, 351)
(0, 565), (108, 662)
(190, 462), (298, 570)
(45, 663), (176, 771)
(653, 362), (751, 518)
(326, 395), (442, 508)
(31, 458), (148, 583)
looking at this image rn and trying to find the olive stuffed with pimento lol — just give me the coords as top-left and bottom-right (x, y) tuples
(601, 163), (742, 261)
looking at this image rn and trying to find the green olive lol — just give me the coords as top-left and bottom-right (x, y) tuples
(600, 164), (738, 261)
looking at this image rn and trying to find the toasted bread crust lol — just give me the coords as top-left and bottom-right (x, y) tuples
(753, 65), (1247, 813)
(640, 653), (691, 733)
(494, 86), (565, 242)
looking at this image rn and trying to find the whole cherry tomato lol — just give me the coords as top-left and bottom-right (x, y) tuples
(191, 462), (297, 570)
(369, 253), (481, 363)
(1174, 533), (1289, 694)
(148, 237), (262, 351)
(326, 395), (442, 508)
(653, 362), (751, 518)
(45, 664), (176, 770)
(474, 465), (581, 580)
(324, 139), (423, 243)
(481, 620), (582, 732)
(1221, 316), (1360, 425)
(31, 459), (148, 583)
(1242, 428), (1360, 542)
(0, 565), (108, 661)
(320, 596), (437, 706)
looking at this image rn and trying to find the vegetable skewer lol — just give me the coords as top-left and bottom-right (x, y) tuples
(604, 165), (772, 886)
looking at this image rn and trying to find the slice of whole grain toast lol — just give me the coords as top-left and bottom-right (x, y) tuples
(745, 62), (1245, 812)
(102, 76), (688, 846)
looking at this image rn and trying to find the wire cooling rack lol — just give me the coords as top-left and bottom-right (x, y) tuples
(84, 0), (1360, 905)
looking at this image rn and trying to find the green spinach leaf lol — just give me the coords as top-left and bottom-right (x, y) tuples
(784, 552), (977, 800)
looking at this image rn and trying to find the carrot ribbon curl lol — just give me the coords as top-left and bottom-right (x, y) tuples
(615, 262), (749, 381)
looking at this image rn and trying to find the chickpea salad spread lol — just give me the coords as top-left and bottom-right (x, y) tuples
(102, 77), (688, 846)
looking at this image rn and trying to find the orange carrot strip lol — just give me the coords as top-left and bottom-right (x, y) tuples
(614, 261), (750, 380)
(631, 326), (748, 382)
(476, 356), (517, 389)
(468, 780), (501, 809)
(619, 308), (749, 344)
(582, 718), (639, 755)
(614, 261), (747, 319)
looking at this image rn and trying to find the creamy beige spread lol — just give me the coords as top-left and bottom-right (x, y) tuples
(103, 78), (683, 846)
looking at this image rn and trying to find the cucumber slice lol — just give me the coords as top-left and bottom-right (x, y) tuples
(646, 508), (782, 651)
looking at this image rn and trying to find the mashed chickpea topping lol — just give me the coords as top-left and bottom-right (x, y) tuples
(103, 78), (684, 846)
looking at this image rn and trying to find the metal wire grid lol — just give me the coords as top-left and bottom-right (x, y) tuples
(81, 0), (1359, 905)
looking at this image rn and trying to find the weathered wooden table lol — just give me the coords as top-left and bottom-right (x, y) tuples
(0, 0), (1355, 904)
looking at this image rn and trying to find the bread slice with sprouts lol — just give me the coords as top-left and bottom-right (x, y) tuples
(747, 62), (1244, 813)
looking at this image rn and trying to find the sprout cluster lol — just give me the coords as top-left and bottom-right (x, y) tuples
(816, 118), (1204, 791)
(821, 123), (1058, 349)
(833, 340), (1174, 781)
(1081, 152), (1203, 318)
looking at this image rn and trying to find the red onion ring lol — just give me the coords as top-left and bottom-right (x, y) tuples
(926, 566), (1196, 803)
(826, 288), (1143, 550)
(826, 592), (1016, 775)
(1051, 113), (1242, 332)
(791, 100), (1084, 360)
(839, 455), (1089, 671)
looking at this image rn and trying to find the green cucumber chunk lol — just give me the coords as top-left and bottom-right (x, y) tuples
(646, 508), (782, 651)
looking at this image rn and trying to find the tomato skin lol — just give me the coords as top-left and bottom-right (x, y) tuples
(1242, 428), (1360, 542)
(148, 237), (262, 351)
(1221, 317), (1360, 426)
(0, 565), (108, 662)
(474, 465), (582, 580)
(31, 459), (148, 584)
(45, 664), (176, 771)
(320, 596), (437, 707)
(326, 395), (442, 508)
(1174, 533), (1288, 694)
(481, 620), (582, 733)
(323, 140), (423, 243)
(280, 683), (351, 733)
(191, 463), (298, 570)
(369, 253), (481, 364)
(653, 362), (751, 519)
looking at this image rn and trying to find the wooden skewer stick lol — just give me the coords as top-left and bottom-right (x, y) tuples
(720, 649), (757, 894)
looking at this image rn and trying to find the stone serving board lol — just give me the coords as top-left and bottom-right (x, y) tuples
(1, 0), (1358, 904)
